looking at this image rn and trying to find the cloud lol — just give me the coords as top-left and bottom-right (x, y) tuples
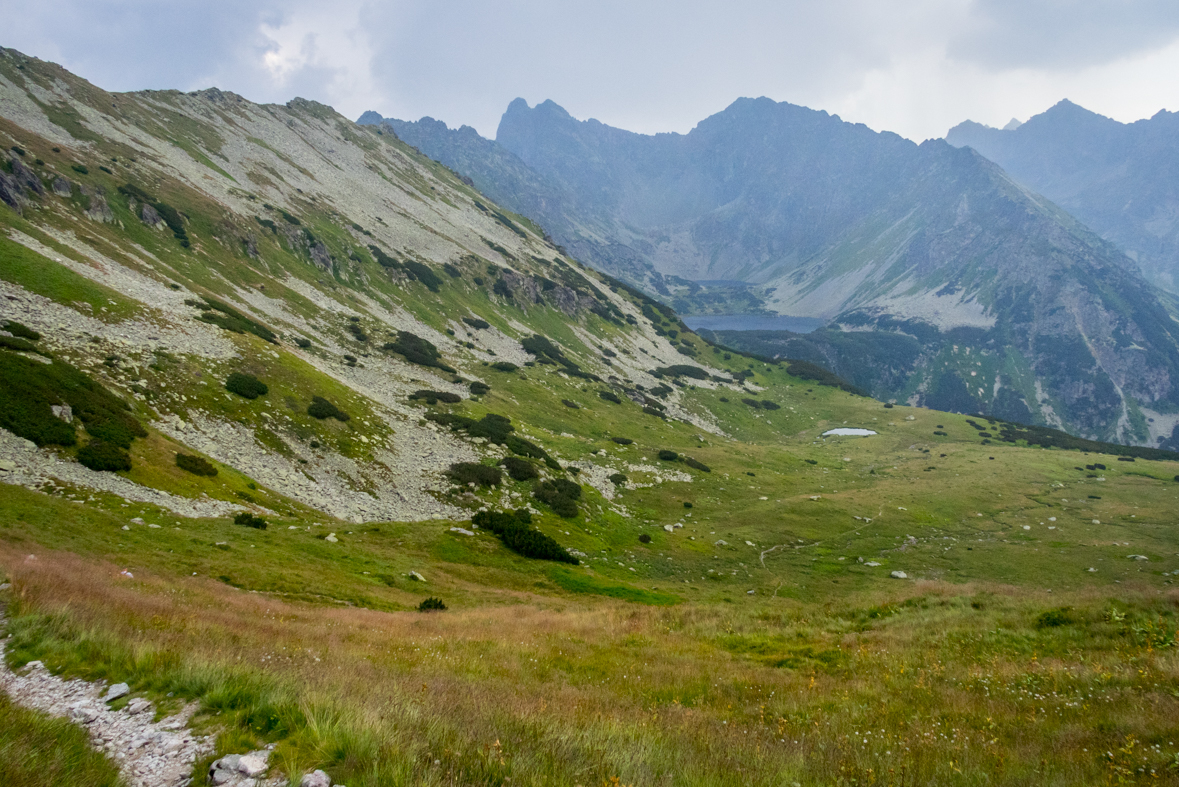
(949, 0), (1179, 71)
(2, 0), (1178, 143)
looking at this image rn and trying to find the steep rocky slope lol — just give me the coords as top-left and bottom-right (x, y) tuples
(371, 98), (1179, 444)
(948, 100), (1179, 294)
(0, 47), (747, 532)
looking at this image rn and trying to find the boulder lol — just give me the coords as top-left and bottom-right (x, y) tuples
(301, 770), (332, 787)
(103, 682), (130, 702)
(890, 571), (908, 579)
(238, 753), (268, 776)
(408, 570), (426, 582)
(52, 176), (73, 196)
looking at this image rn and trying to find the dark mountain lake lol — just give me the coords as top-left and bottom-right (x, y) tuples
(683, 314), (825, 333)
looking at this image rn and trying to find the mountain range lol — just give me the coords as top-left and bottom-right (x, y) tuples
(363, 99), (1179, 445)
(947, 99), (1179, 295)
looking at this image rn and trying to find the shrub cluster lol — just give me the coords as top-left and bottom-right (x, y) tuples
(234, 512), (267, 530)
(409, 390), (461, 405)
(561, 399), (580, 409)
(611, 436), (634, 445)
(657, 450), (679, 461)
(490, 361), (518, 372)
(651, 364), (709, 380)
(118, 183), (189, 247)
(447, 462), (502, 487)
(469, 381), (490, 396)
(443, 264), (462, 278)
(2, 320), (41, 341)
(462, 317), (490, 330)
(609, 472), (627, 485)
(500, 456), (539, 482)
(533, 478), (582, 518)
(308, 396), (349, 421)
(193, 298), (276, 343)
(382, 331), (455, 373)
(0, 352), (144, 452)
(403, 260), (443, 292)
(685, 457), (711, 472)
(78, 441), (131, 472)
(225, 372), (268, 400)
(176, 453), (217, 476)
(294, 337), (312, 349)
(742, 398), (780, 410)
(598, 390), (622, 404)
(521, 334), (599, 381)
(419, 597), (447, 611)
(472, 509), (578, 563)
(426, 411), (560, 469)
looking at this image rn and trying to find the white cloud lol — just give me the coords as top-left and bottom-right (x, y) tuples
(3, 0), (1178, 140)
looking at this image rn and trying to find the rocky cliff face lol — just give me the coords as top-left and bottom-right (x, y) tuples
(373, 97), (1179, 444)
(947, 100), (1179, 294)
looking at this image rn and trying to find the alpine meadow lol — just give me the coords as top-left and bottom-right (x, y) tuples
(0, 40), (1178, 787)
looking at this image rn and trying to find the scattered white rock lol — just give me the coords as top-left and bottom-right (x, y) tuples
(449, 527), (475, 536)
(408, 570), (426, 582)
(865, 562), (881, 567)
(104, 682), (130, 702)
(1128, 555), (1149, 561)
(301, 769), (332, 787)
(714, 539), (727, 546)
(890, 571), (908, 579)
(324, 533), (338, 543)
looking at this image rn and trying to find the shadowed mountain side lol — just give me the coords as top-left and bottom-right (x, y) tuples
(948, 100), (1179, 294)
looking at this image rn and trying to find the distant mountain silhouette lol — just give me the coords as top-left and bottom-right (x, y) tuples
(948, 100), (1179, 293)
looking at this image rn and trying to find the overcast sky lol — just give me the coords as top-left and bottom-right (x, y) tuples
(6, 0), (1179, 141)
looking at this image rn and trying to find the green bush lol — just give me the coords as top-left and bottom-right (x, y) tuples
(308, 396), (349, 421)
(638, 534), (651, 544)
(2, 320), (40, 341)
(225, 372), (268, 400)
(469, 381), (490, 396)
(419, 597), (447, 611)
(71, 164), (88, 174)
(446, 462), (502, 487)
(176, 453), (217, 477)
(599, 390), (622, 404)
(294, 337), (312, 349)
(1035, 607), (1074, 629)
(652, 364), (709, 380)
(0, 352), (144, 449)
(382, 331), (454, 373)
(195, 298), (276, 343)
(609, 472), (627, 485)
(533, 479), (581, 518)
(408, 390), (461, 405)
(77, 441), (131, 472)
(500, 456), (539, 482)
(685, 457), (711, 473)
(402, 260), (444, 292)
(234, 512), (267, 530)
(643, 406), (664, 419)
(443, 264), (462, 278)
(490, 361), (518, 372)
(462, 317), (490, 330)
(368, 245), (401, 268)
(472, 510), (578, 564)
(658, 450), (679, 462)
(611, 437), (633, 445)
(561, 399), (580, 409)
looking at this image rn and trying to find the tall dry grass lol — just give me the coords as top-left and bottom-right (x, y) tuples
(2, 547), (1178, 785)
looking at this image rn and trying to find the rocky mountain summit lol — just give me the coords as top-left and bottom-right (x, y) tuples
(948, 99), (1179, 294)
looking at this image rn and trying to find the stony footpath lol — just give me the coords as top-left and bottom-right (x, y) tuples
(0, 608), (342, 787)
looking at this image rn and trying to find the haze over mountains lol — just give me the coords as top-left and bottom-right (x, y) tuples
(947, 100), (1179, 295)
(363, 98), (1179, 446)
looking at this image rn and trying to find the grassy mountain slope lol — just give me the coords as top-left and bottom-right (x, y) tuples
(0, 49), (1178, 785)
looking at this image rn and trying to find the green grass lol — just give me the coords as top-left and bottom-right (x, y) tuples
(0, 690), (123, 787)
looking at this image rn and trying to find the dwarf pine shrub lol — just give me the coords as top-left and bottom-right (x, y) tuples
(176, 453), (217, 476)
(225, 372), (268, 400)
(446, 462), (502, 487)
